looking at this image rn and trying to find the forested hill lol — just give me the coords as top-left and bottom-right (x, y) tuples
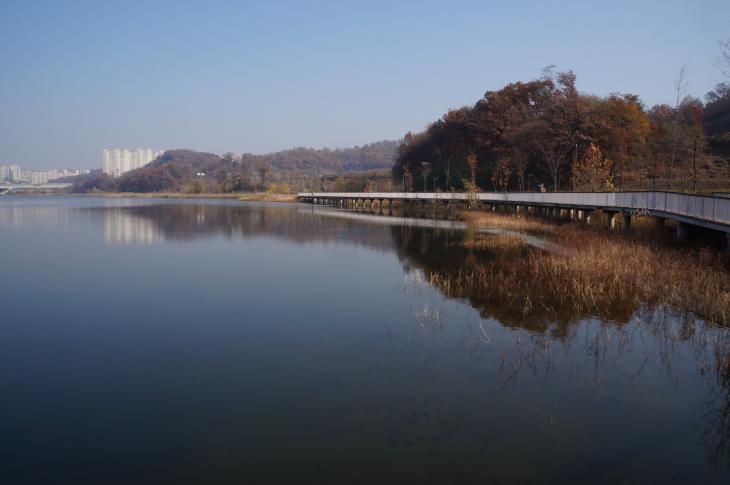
(71, 140), (399, 193)
(239, 140), (399, 172)
(393, 73), (730, 193)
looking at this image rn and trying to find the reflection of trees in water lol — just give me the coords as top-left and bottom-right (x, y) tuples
(391, 223), (642, 329)
(702, 335), (730, 468)
(392, 224), (730, 468)
(87, 201), (730, 468)
(95, 204), (396, 250)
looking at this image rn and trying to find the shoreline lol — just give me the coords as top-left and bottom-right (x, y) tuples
(5, 191), (299, 203)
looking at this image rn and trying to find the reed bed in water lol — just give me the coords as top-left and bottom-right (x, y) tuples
(461, 234), (525, 251)
(430, 216), (730, 325)
(461, 211), (555, 232)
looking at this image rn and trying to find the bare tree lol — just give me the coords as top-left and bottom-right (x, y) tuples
(420, 162), (431, 192)
(667, 65), (688, 190)
(254, 160), (270, 190)
(717, 39), (730, 79)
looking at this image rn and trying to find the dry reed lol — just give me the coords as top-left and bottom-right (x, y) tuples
(431, 212), (730, 325)
(461, 210), (555, 233)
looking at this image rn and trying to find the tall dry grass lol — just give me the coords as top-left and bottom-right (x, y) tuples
(461, 210), (555, 233)
(430, 214), (730, 325)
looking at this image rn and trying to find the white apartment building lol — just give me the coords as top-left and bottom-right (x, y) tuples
(102, 148), (165, 177)
(0, 165), (88, 184)
(0, 165), (22, 183)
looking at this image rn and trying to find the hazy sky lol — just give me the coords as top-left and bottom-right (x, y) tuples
(1, 0), (728, 169)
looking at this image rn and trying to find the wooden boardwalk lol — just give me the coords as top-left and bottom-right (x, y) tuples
(298, 191), (730, 239)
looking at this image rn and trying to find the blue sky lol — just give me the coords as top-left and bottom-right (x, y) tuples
(1, 0), (728, 169)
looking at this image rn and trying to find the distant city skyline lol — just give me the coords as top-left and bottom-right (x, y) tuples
(0, 164), (89, 185)
(1, 0), (729, 169)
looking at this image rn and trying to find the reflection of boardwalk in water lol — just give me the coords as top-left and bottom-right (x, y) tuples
(103, 209), (161, 244)
(3, 197), (730, 477)
(307, 208), (572, 255)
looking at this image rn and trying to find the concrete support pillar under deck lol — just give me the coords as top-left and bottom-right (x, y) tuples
(606, 212), (617, 230)
(584, 210), (593, 225)
(677, 222), (689, 243)
(622, 213), (631, 232)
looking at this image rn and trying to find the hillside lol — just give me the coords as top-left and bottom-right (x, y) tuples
(239, 140), (399, 173)
(71, 141), (399, 194)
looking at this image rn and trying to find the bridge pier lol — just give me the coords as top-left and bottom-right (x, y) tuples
(584, 210), (593, 225)
(622, 213), (631, 232)
(677, 221), (689, 243)
(606, 211), (617, 230)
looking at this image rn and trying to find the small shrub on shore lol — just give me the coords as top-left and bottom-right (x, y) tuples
(266, 183), (291, 194)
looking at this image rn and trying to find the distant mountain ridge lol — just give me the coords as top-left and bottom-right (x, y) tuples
(239, 140), (399, 173)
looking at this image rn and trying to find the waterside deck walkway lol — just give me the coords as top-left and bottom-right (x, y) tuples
(298, 191), (730, 247)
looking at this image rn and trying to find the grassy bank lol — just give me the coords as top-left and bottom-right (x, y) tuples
(428, 210), (730, 325)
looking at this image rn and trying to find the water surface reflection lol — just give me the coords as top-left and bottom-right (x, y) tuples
(1, 197), (730, 484)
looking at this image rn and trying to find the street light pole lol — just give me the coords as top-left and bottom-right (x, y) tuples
(433, 178), (437, 192)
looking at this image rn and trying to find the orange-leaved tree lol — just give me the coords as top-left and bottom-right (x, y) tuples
(571, 144), (614, 191)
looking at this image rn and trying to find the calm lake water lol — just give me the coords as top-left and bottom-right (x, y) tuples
(2, 196), (730, 484)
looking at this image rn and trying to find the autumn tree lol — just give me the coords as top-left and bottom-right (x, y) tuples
(521, 119), (571, 191)
(571, 144), (614, 191)
(525, 72), (582, 191)
(505, 126), (532, 191)
(254, 160), (271, 190)
(464, 151), (480, 194)
(390, 69), (724, 195)
(403, 165), (414, 192)
(677, 97), (706, 191)
(420, 162), (431, 191)
(589, 94), (649, 189)
(647, 105), (673, 190)
(490, 159), (512, 192)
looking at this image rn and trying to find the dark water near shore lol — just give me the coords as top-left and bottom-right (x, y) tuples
(1, 196), (730, 484)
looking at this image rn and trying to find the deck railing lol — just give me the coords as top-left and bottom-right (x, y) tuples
(297, 191), (730, 227)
